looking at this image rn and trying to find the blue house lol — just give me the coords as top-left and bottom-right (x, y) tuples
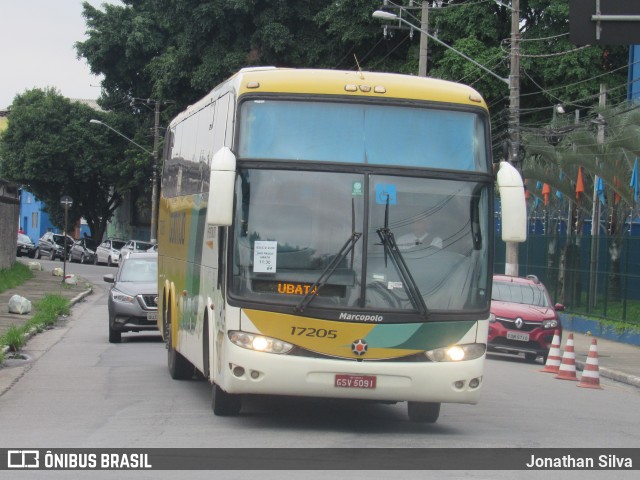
(19, 189), (90, 243)
(19, 189), (56, 243)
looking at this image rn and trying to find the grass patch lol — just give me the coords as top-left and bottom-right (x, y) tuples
(31, 295), (71, 327)
(3, 326), (26, 352)
(0, 294), (70, 359)
(0, 262), (34, 293)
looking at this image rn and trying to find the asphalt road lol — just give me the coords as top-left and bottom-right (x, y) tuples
(0, 261), (638, 479)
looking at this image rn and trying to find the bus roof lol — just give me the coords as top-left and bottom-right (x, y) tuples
(171, 67), (488, 126)
(236, 68), (487, 109)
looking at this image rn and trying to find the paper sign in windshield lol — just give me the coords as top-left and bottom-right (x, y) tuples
(253, 241), (277, 273)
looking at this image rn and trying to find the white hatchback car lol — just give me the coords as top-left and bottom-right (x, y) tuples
(95, 239), (126, 267)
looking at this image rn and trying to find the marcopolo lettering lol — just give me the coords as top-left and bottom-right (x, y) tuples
(339, 312), (383, 322)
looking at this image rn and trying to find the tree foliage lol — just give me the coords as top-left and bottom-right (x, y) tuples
(0, 0), (624, 247)
(76, 1), (630, 153)
(0, 88), (149, 241)
(76, 0), (392, 114)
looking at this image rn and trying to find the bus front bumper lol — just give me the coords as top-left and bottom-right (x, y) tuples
(217, 344), (485, 405)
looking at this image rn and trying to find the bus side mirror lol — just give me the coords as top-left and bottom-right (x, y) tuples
(496, 161), (527, 243)
(206, 147), (236, 226)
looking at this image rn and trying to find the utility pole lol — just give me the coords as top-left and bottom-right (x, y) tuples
(130, 97), (170, 244)
(588, 83), (607, 308)
(418, 1), (429, 77)
(505, 0), (521, 277)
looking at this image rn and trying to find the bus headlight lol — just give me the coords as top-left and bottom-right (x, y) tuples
(229, 331), (294, 354)
(425, 343), (486, 362)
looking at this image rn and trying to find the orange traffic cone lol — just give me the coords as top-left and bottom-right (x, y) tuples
(555, 333), (578, 381)
(540, 329), (562, 374)
(577, 338), (603, 389)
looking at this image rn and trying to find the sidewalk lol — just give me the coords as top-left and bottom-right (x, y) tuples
(0, 261), (92, 339)
(1, 260), (639, 388)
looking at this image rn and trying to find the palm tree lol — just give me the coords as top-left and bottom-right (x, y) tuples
(521, 104), (640, 304)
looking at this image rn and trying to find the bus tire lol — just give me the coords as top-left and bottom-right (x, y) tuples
(166, 308), (194, 380)
(407, 401), (440, 423)
(212, 384), (241, 416)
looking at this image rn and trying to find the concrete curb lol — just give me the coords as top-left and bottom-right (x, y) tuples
(0, 287), (93, 357)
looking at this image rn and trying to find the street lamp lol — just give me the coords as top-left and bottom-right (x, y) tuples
(89, 119), (153, 155)
(90, 119), (159, 244)
(372, 10), (510, 85)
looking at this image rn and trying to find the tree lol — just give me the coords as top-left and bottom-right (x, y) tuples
(522, 104), (640, 303)
(429, 0), (627, 157)
(76, 0), (394, 116)
(0, 88), (149, 242)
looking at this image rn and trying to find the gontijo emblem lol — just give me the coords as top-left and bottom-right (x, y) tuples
(352, 339), (368, 356)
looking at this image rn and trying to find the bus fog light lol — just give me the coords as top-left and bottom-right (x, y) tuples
(454, 380), (465, 389)
(469, 377), (481, 388)
(232, 366), (245, 377)
(250, 370), (260, 379)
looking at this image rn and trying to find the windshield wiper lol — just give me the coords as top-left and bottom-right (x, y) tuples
(295, 199), (361, 313)
(294, 231), (361, 313)
(376, 195), (429, 318)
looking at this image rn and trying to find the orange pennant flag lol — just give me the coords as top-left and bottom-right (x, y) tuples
(576, 167), (585, 199)
(542, 183), (550, 206)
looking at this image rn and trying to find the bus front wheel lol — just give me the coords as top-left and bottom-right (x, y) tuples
(407, 401), (440, 423)
(212, 384), (241, 416)
(166, 314), (193, 380)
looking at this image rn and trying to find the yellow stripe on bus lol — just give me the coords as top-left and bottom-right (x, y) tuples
(243, 309), (422, 360)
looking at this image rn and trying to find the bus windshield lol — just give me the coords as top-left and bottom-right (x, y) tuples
(230, 169), (491, 318)
(238, 99), (489, 172)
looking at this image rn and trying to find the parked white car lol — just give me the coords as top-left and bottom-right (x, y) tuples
(120, 239), (154, 259)
(95, 239), (126, 267)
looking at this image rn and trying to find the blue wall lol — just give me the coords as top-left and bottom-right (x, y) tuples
(19, 189), (56, 243)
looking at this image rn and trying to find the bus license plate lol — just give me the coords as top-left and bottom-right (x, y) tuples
(335, 374), (376, 389)
(507, 331), (529, 342)
(147, 312), (158, 321)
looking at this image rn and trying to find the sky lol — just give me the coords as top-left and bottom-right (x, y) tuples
(0, 0), (120, 110)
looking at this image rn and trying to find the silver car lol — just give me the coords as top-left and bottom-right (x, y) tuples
(69, 237), (97, 264)
(95, 239), (126, 266)
(103, 252), (158, 343)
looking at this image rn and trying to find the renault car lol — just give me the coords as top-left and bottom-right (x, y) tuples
(489, 274), (564, 363)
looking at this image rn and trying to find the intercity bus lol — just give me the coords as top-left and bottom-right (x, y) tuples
(157, 67), (526, 423)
